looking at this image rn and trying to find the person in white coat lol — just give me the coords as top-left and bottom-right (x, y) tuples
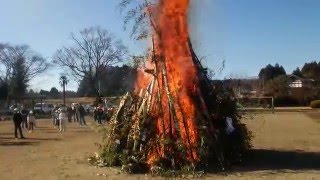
(27, 111), (36, 132)
(58, 108), (67, 132)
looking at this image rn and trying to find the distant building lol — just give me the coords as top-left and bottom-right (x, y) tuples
(287, 75), (314, 88)
(286, 75), (315, 104)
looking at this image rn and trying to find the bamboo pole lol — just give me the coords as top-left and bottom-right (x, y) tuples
(150, 35), (167, 157)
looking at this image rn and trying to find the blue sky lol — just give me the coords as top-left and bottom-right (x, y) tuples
(1, 0), (320, 91)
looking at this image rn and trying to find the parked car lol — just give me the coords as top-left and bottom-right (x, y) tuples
(0, 109), (14, 121)
(83, 104), (95, 115)
(34, 103), (54, 114)
(9, 103), (23, 110)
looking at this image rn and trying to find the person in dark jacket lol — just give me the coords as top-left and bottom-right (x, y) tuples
(97, 105), (104, 124)
(20, 107), (29, 129)
(67, 106), (73, 123)
(78, 104), (86, 126)
(13, 108), (25, 139)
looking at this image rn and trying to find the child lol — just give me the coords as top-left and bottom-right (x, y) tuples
(97, 105), (104, 124)
(58, 108), (66, 132)
(93, 107), (98, 122)
(27, 110), (36, 132)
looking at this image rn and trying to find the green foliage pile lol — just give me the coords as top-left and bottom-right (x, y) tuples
(89, 89), (252, 176)
(310, 100), (320, 108)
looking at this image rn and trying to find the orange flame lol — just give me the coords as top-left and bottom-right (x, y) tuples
(135, 0), (201, 165)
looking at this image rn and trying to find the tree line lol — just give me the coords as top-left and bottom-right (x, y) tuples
(1, 25), (320, 107)
(24, 64), (137, 99)
(243, 62), (320, 106)
(0, 26), (137, 107)
(258, 62), (320, 82)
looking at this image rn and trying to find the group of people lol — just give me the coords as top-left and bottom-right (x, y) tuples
(93, 104), (106, 124)
(11, 103), (89, 139)
(51, 106), (67, 132)
(51, 103), (87, 131)
(12, 108), (36, 139)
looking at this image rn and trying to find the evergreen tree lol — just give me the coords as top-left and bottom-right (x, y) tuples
(39, 89), (50, 96)
(49, 87), (60, 98)
(292, 67), (303, 77)
(301, 61), (320, 80)
(258, 63), (286, 81)
(0, 82), (9, 100)
(9, 57), (28, 101)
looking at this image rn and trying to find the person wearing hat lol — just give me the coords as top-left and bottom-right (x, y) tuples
(20, 106), (29, 129)
(12, 108), (25, 139)
(27, 110), (36, 132)
(51, 105), (59, 127)
(58, 108), (67, 132)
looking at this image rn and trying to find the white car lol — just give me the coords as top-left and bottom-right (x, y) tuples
(9, 103), (23, 110)
(34, 103), (54, 114)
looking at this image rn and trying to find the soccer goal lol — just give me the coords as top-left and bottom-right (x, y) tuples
(236, 96), (274, 113)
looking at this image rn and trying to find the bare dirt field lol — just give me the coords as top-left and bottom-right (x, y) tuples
(1, 112), (320, 179)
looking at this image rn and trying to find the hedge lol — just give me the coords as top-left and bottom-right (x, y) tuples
(310, 100), (320, 108)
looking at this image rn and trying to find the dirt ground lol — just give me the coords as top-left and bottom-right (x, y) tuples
(1, 112), (320, 179)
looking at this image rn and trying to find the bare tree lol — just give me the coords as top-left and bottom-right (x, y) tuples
(0, 43), (12, 83)
(0, 44), (49, 104)
(119, 0), (155, 40)
(0, 44), (49, 83)
(53, 26), (128, 96)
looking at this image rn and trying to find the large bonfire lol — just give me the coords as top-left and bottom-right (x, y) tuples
(90, 0), (251, 175)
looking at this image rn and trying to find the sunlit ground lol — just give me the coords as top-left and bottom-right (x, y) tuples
(1, 112), (320, 179)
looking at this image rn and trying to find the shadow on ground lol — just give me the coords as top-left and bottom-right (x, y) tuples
(0, 137), (61, 146)
(25, 137), (61, 141)
(304, 112), (320, 123)
(232, 149), (320, 172)
(0, 132), (15, 135)
(0, 141), (40, 146)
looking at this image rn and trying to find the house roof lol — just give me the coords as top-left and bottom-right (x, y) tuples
(287, 74), (314, 82)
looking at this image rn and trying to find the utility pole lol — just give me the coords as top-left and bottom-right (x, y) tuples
(263, 78), (265, 94)
(63, 82), (66, 107)
(98, 80), (101, 97)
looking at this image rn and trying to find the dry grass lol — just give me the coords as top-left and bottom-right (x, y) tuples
(44, 97), (96, 105)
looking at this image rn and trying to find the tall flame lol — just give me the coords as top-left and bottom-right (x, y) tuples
(135, 0), (201, 165)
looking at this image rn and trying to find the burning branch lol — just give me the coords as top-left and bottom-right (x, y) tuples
(90, 0), (252, 176)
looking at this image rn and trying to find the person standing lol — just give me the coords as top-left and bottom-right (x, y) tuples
(75, 104), (82, 126)
(78, 104), (86, 126)
(51, 106), (58, 127)
(97, 105), (104, 124)
(72, 104), (78, 122)
(12, 108), (25, 139)
(27, 111), (36, 132)
(58, 108), (67, 132)
(93, 107), (98, 122)
(67, 106), (72, 123)
(20, 107), (29, 129)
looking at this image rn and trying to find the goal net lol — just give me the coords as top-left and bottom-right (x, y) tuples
(236, 96), (274, 109)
